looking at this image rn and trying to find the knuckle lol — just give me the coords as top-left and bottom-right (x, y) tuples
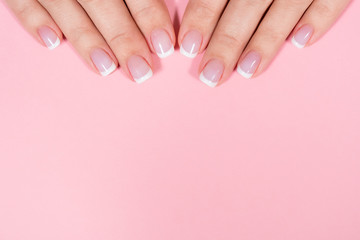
(215, 31), (243, 49)
(242, 0), (273, 7)
(132, 4), (159, 19)
(40, 0), (61, 4)
(108, 31), (133, 46)
(77, 0), (98, 5)
(191, 0), (219, 19)
(313, 2), (336, 17)
(70, 27), (94, 44)
(287, 0), (307, 6)
(276, 0), (312, 9)
(260, 28), (286, 44)
(15, 3), (35, 20)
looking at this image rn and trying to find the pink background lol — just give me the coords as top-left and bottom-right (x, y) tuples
(1, 0), (360, 239)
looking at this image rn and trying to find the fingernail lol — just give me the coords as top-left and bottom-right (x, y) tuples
(151, 29), (174, 58)
(180, 30), (202, 58)
(292, 25), (314, 49)
(127, 55), (153, 84)
(38, 26), (60, 50)
(237, 51), (261, 79)
(90, 49), (117, 76)
(199, 59), (224, 88)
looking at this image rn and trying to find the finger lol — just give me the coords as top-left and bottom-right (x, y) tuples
(125, 0), (175, 59)
(237, 0), (313, 79)
(291, 0), (352, 48)
(38, 0), (118, 77)
(178, 0), (228, 58)
(4, 0), (62, 49)
(198, 0), (272, 87)
(77, 0), (153, 83)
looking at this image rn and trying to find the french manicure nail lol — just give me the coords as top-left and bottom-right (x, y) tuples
(38, 26), (60, 50)
(151, 29), (174, 58)
(292, 25), (314, 49)
(127, 55), (153, 84)
(237, 51), (261, 79)
(199, 59), (224, 88)
(90, 49), (117, 76)
(180, 30), (202, 58)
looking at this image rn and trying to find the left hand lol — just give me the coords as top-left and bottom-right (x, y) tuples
(178, 0), (352, 87)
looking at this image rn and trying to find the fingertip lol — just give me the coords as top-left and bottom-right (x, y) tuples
(179, 30), (203, 58)
(291, 24), (314, 49)
(237, 51), (262, 79)
(150, 28), (175, 58)
(127, 55), (153, 84)
(90, 48), (118, 77)
(38, 26), (62, 50)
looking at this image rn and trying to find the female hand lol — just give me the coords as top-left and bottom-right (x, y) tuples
(4, 0), (175, 83)
(178, 0), (352, 87)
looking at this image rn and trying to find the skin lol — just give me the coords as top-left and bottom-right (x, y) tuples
(4, 0), (352, 85)
(179, 0), (352, 86)
(4, 0), (175, 80)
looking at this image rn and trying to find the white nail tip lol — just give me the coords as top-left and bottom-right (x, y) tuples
(199, 72), (217, 88)
(100, 62), (117, 76)
(157, 46), (175, 58)
(48, 37), (60, 50)
(134, 69), (153, 84)
(291, 37), (305, 49)
(237, 66), (253, 79)
(180, 45), (198, 58)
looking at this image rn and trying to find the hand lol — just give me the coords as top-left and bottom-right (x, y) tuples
(4, 0), (175, 83)
(178, 0), (352, 87)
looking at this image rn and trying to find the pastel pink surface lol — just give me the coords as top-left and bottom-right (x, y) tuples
(0, 1), (360, 239)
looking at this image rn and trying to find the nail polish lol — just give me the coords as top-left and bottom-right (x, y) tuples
(127, 55), (153, 84)
(292, 25), (314, 49)
(90, 49), (117, 76)
(199, 59), (224, 88)
(237, 51), (261, 79)
(38, 26), (60, 50)
(180, 30), (202, 58)
(151, 29), (174, 58)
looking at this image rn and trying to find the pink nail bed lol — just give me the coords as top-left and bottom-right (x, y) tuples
(292, 25), (314, 49)
(127, 55), (153, 84)
(151, 29), (174, 58)
(180, 30), (202, 58)
(237, 51), (261, 79)
(199, 59), (224, 88)
(90, 49), (116, 76)
(38, 26), (60, 50)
